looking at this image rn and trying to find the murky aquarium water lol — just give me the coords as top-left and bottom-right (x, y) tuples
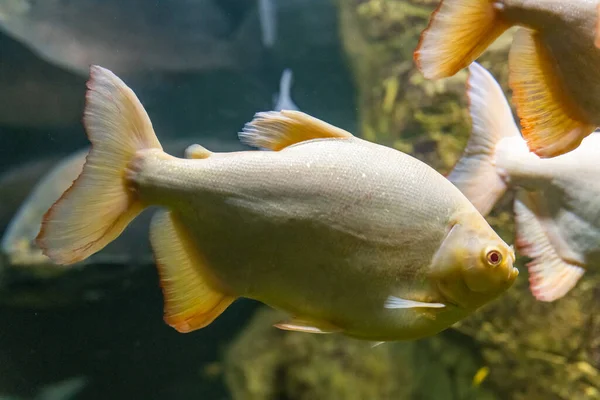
(2, 0), (600, 399)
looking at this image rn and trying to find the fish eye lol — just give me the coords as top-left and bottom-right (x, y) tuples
(486, 249), (502, 266)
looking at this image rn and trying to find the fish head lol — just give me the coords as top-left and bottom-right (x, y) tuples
(0, 0), (30, 21)
(431, 212), (518, 309)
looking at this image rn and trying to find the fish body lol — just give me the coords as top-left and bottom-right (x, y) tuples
(449, 62), (600, 302)
(0, 0), (258, 76)
(416, 0), (600, 158)
(36, 66), (517, 341)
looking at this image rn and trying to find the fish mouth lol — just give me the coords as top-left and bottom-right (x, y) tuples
(509, 265), (519, 280)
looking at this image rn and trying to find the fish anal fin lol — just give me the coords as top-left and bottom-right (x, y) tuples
(239, 110), (353, 151)
(273, 318), (341, 334)
(150, 210), (235, 333)
(414, 0), (510, 79)
(509, 29), (595, 158)
(514, 190), (585, 302)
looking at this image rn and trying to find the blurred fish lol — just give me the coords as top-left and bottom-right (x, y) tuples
(0, 376), (87, 400)
(0, 0), (261, 76)
(36, 66), (517, 341)
(258, 0), (277, 48)
(1, 149), (87, 267)
(449, 62), (600, 302)
(272, 68), (298, 111)
(415, 0), (600, 158)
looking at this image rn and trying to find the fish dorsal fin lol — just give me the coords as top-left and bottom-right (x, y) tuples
(184, 144), (212, 159)
(514, 190), (585, 302)
(239, 110), (354, 151)
(509, 28), (595, 158)
(273, 317), (342, 334)
(150, 210), (235, 333)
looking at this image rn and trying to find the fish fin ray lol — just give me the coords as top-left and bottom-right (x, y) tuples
(150, 210), (235, 333)
(384, 296), (445, 309)
(273, 318), (341, 334)
(414, 0), (509, 79)
(514, 190), (585, 302)
(239, 110), (353, 151)
(509, 29), (594, 158)
(447, 62), (519, 216)
(36, 65), (162, 265)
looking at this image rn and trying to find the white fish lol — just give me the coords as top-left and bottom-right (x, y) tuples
(36, 65), (517, 342)
(273, 68), (299, 111)
(449, 62), (600, 302)
(0, 0), (260, 76)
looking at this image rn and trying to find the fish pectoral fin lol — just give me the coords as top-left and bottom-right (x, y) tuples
(184, 144), (212, 159)
(371, 341), (386, 348)
(414, 0), (509, 79)
(273, 318), (341, 334)
(384, 296), (445, 309)
(150, 210), (236, 333)
(509, 28), (595, 158)
(514, 190), (585, 302)
(239, 110), (354, 151)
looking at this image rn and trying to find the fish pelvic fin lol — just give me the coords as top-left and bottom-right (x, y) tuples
(414, 0), (510, 80)
(514, 190), (585, 302)
(447, 62), (520, 216)
(273, 317), (342, 334)
(239, 110), (353, 151)
(150, 210), (236, 333)
(36, 65), (162, 265)
(509, 28), (595, 158)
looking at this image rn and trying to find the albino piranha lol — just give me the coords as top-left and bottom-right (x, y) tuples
(449, 62), (600, 302)
(415, 0), (600, 159)
(37, 66), (518, 342)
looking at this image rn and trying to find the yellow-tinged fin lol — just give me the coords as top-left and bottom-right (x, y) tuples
(150, 210), (236, 333)
(447, 62), (519, 216)
(273, 317), (341, 334)
(36, 65), (162, 265)
(239, 110), (353, 151)
(184, 144), (212, 159)
(509, 28), (595, 158)
(514, 190), (585, 302)
(414, 0), (510, 79)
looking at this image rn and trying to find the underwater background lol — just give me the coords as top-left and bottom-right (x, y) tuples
(0, 0), (598, 399)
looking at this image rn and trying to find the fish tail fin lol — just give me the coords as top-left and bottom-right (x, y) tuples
(414, 0), (510, 79)
(36, 65), (163, 265)
(447, 62), (520, 216)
